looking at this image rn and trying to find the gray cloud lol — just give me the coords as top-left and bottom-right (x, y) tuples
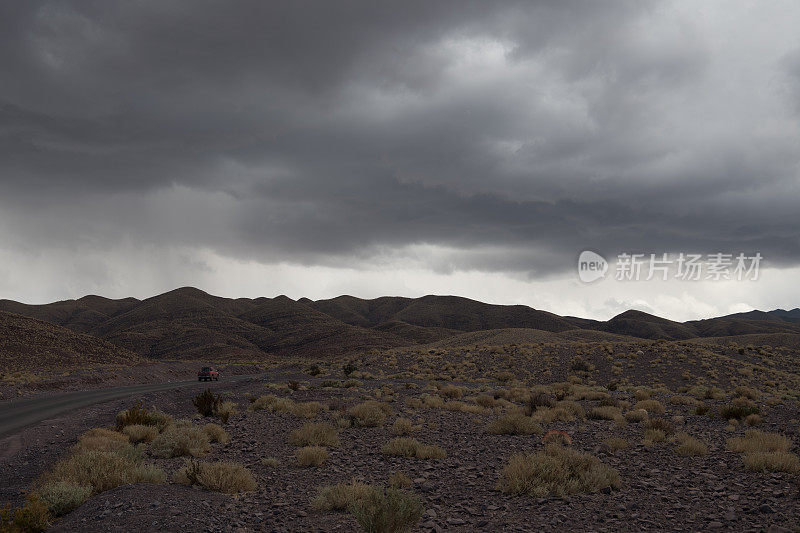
(1, 0), (799, 284)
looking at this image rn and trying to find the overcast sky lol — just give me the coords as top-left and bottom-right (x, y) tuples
(1, 1), (799, 320)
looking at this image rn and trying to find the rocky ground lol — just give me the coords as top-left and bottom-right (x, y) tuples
(1, 358), (799, 532)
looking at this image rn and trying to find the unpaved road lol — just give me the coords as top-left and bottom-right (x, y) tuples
(0, 374), (264, 440)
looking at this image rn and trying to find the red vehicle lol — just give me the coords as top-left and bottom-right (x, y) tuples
(198, 366), (219, 382)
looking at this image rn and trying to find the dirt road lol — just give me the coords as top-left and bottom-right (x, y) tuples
(0, 374), (264, 440)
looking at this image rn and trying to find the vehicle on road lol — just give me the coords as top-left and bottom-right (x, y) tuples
(198, 366), (219, 382)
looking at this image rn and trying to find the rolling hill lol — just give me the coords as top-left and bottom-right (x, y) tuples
(1, 288), (799, 363)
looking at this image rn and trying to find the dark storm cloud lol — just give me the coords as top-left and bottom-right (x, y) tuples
(1, 0), (799, 276)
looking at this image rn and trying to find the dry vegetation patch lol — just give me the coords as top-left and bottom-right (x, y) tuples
(381, 437), (446, 459)
(289, 422), (340, 447)
(175, 460), (257, 493)
(497, 445), (620, 497)
(486, 414), (542, 436)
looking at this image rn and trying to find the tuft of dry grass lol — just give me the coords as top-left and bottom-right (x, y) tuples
(42, 449), (165, 494)
(744, 413), (761, 426)
(349, 487), (424, 533)
(74, 428), (130, 453)
(496, 445), (620, 497)
(392, 417), (418, 436)
(33, 481), (90, 517)
(603, 437), (629, 453)
(727, 430), (792, 453)
(115, 404), (172, 431)
(296, 446), (329, 467)
(150, 423), (210, 458)
(740, 451), (800, 473)
(438, 384), (463, 399)
(673, 432), (708, 457)
(122, 424), (159, 444)
(388, 471), (413, 489)
(348, 401), (393, 427)
(381, 437), (446, 459)
(0, 496), (51, 532)
(174, 460), (257, 493)
(643, 428), (666, 445)
(311, 480), (376, 511)
(624, 409), (649, 423)
(486, 414), (542, 436)
(288, 422), (340, 447)
(261, 457), (280, 467)
(633, 400), (665, 414)
(203, 423), (230, 444)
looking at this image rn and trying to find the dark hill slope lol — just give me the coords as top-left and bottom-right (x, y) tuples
(0, 311), (141, 371)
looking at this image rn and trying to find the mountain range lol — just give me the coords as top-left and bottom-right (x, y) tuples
(1, 287), (799, 369)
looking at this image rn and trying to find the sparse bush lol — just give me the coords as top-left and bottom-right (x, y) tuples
(349, 487), (424, 533)
(74, 428), (130, 453)
(115, 403), (172, 431)
(438, 385), (462, 399)
(603, 437), (629, 453)
(643, 428), (666, 445)
(289, 422), (339, 447)
(741, 451), (800, 473)
(0, 496), (50, 532)
(296, 446), (329, 467)
(392, 418), (417, 436)
(348, 401), (392, 427)
(215, 400), (237, 423)
(487, 414), (542, 436)
(261, 457), (280, 467)
(150, 424), (210, 458)
(203, 423), (230, 443)
(542, 430), (572, 446)
(673, 432), (708, 456)
(720, 398), (759, 420)
(306, 365), (322, 376)
(634, 389), (651, 401)
(34, 481), (91, 516)
(727, 430), (792, 453)
(624, 409), (649, 423)
(633, 399), (665, 414)
(569, 356), (591, 372)
(587, 406), (624, 423)
(122, 424), (159, 443)
(342, 362), (358, 376)
(744, 413), (761, 426)
(312, 480), (375, 512)
(733, 386), (760, 400)
(497, 445), (620, 497)
(288, 380), (300, 391)
(526, 391), (556, 414)
(192, 389), (222, 417)
(293, 401), (326, 419)
(388, 471), (413, 489)
(645, 418), (675, 435)
(43, 449), (165, 494)
(381, 438), (446, 459)
(175, 460), (256, 493)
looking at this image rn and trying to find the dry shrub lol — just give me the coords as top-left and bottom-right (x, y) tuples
(388, 471), (413, 489)
(293, 401), (326, 419)
(532, 407), (574, 423)
(392, 418), (418, 436)
(487, 414), (542, 436)
(720, 397), (759, 420)
(312, 480), (376, 511)
(215, 400), (237, 423)
(473, 395), (499, 408)
(150, 424), (210, 458)
(633, 400), (665, 414)
(438, 385), (463, 399)
(625, 409), (649, 423)
(542, 430), (572, 446)
(645, 418), (675, 435)
(0, 496), (51, 532)
(726, 430), (792, 453)
(348, 401), (392, 427)
(733, 386), (760, 400)
(349, 487), (424, 533)
(603, 437), (629, 453)
(643, 429), (666, 445)
(634, 389), (651, 401)
(555, 400), (585, 419)
(43, 449), (165, 494)
(744, 414), (761, 426)
(115, 404), (172, 431)
(587, 406), (624, 423)
(673, 432), (708, 456)
(497, 445), (620, 497)
(381, 438), (446, 459)
(74, 428), (130, 453)
(669, 396), (698, 406)
(192, 389), (222, 417)
(741, 451), (800, 473)
(261, 457), (280, 467)
(296, 446), (329, 467)
(175, 460), (256, 493)
(203, 423), (230, 444)
(33, 481), (90, 517)
(122, 424), (159, 444)
(289, 422), (340, 447)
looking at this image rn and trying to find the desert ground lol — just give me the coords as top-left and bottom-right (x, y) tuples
(2, 337), (799, 532)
